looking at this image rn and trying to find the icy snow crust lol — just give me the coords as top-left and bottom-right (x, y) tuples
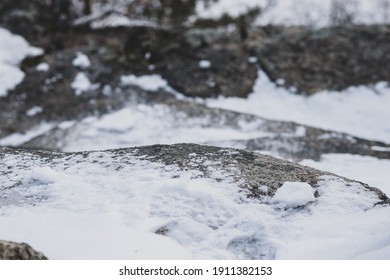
(0, 147), (389, 260)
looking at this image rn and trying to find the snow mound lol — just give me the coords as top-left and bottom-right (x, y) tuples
(72, 52), (91, 69)
(271, 182), (315, 208)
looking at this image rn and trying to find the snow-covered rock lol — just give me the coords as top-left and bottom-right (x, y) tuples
(1, 144), (389, 259)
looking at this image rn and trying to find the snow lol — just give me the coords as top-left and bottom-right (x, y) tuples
(207, 70), (390, 143)
(61, 105), (270, 152)
(26, 167), (59, 185)
(120, 74), (169, 91)
(72, 52), (91, 69)
(90, 14), (157, 29)
(0, 28), (43, 97)
(199, 60), (211, 69)
(36, 62), (49, 72)
(0, 123), (55, 147)
(26, 106), (43, 117)
(196, 0), (390, 27)
(248, 56), (258, 63)
(371, 146), (390, 152)
(71, 72), (92, 95)
(270, 182), (315, 208)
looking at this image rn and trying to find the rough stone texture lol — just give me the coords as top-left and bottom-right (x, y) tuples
(252, 25), (390, 95)
(2, 1), (390, 98)
(0, 1), (257, 99)
(0, 240), (48, 260)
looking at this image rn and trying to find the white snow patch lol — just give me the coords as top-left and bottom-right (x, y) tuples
(58, 120), (76, 130)
(90, 14), (157, 29)
(0, 28), (43, 97)
(71, 72), (92, 95)
(248, 56), (258, 63)
(120, 74), (169, 91)
(72, 52), (91, 69)
(199, 60), (211, 69)
(271, 181), (315, 208)
(0, 122), (55, 147)
(26, 106), (43, 117)
(207, 71), (390, 142)
(295, 126), (306, 137)
(371, 146), (390, 152)
(27, 167), (59, 185)
(36, 62), (49, 72)
(94, 109), (138, 132)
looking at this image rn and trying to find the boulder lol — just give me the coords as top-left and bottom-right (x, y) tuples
(0, 240), (47, 260)
(1, 144), (389, 259)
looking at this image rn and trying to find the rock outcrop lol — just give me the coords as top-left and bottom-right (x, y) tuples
(0, 240), (48, 260)
(2, 1), (390, 98)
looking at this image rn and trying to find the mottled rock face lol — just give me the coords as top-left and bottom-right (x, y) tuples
(2, 1), (390, 100)
(0, 240), (48, 260)
(254, 25), (390, 95)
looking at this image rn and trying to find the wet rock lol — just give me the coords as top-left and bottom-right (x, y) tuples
(0, 240), (48, 260)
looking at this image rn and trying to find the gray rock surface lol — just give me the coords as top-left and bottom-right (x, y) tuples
(251, 25), (390, 95)
(0, 240), (48, 260)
